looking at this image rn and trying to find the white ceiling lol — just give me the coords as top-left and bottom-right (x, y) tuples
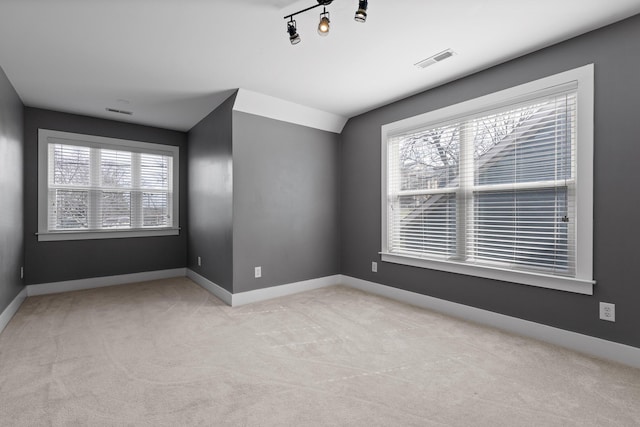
(1, 0), (639, 132)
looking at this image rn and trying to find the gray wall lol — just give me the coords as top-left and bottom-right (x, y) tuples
(24, 107), (188, 285)
(0, 66), (24, 312)
(233, 112), (340, 293)
(340, 14), (640, 348)
(187, 94), (235, 292)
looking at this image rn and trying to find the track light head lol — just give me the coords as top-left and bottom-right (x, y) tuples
(285, 0), (365, 45)
(318, 9), (330, 36)
(354, 0), (368, 23)
(287, 20), (301, 45)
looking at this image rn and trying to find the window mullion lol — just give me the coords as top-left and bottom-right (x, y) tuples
(386, 139), (401, 252)
(131, 152), (142, 228)
(47, 144), (57, 231)
(457, 122), (474, 261)
(168, 156), (175, 227)
(88, 148), (101, 230)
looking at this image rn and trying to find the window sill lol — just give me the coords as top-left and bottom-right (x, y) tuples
(37, 228), (180, 242)
(380, 252), (594, 295)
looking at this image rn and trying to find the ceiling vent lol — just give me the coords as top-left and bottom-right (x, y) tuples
(414, 49), (455, 69)
(106, 107), (133, 116)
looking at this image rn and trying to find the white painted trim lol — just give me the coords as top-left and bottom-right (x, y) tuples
(37, 128), (180, 242)
(341, 275), (640, 370)
(233, 88), (348, 134)
(380, 64), (595, 295)
(37, 228), (180, 242)
(381, 253), (594, 295)
(232, 275), (342, 306)
(186, 269), (233, 306)
(15, 268), (639, 369)
(26, 268), (187, 296)
(0, 289), (27, 336)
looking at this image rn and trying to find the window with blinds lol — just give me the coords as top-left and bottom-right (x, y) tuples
(381, 65), (594, 294)
(38, 130), (179, 241)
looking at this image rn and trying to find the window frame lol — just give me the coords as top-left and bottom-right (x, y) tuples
(38, 129), (180, 241)
(381, 64), (594, 295)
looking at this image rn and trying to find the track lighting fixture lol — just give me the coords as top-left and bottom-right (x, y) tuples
(354, 0), (368, 23)
(283, 0), (368, 45)
(317, 8), (330, 36)
(287, 19), (301, 45)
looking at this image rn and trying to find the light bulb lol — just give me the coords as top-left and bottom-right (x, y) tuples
(318, 15), (330, 35)
(318, 8), (330, 36)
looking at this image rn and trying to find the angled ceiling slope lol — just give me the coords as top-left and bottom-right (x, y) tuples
(233, 89), (347, 133)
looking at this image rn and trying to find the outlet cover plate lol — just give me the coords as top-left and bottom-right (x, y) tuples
(599, 302), (615, 322)
(255, 266), (262, 278)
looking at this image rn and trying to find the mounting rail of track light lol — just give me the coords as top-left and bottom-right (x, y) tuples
(284, 0), (369, 45)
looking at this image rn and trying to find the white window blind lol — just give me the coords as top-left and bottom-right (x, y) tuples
(381, 65), (594, 294)
(38, 130), (179, 241)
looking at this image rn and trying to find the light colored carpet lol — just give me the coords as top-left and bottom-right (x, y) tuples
(0, 278), (639, 426)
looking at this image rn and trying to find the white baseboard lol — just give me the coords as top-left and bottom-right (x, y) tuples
(186, 269), (233, 306)
(26, 268), (187, 297)
(232, 275), (342, 306)
(341, 275), (640, 370)
(187, 270), (341, 307)
(16, 268), (639, 369)
(0, 289), (27, 336)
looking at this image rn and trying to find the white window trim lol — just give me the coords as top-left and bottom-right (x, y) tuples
(381, 64), (594, 295)
(38, 129), (180, 241)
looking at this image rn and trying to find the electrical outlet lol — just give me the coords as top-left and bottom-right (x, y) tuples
(599, 302), (615, 322)
(372, 261), (378, 273)
(255, 266), (262, 278)
(20, 266), (24, 279)
(197, 256), (201, 267)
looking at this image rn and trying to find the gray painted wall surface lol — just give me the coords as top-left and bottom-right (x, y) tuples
(0, 66), (24, 311)
(340, 14), (640, 348)
(233, 112), (340, 293)
(187, 94), (235, 292)
(24, 108), (188, 285)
